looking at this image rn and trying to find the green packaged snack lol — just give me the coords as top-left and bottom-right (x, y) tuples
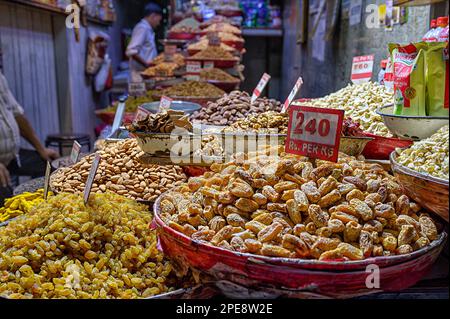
(425, 42), (449, 117)
(389, 43), (426, 116)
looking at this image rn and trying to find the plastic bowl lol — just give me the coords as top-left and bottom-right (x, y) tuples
(140, 101), (201, 115)
(167, 31), (197, 40)
(390, 151), (449, 222)
(185, 57), (239, 69)
(361, 132), (413, 160)
(153, 195), (447, 299)
(376, 105), (449, 140)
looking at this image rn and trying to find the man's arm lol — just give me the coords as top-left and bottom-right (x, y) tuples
(15, 114), (59, 161)
(126, 25), (152, 68)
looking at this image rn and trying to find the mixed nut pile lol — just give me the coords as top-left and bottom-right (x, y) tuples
(51, 139), (187, 202)
(396, 125), (449, 180)
(159, 81), (225, 98)
(191, 91), (282, 126)
(160, 151), (439, 261)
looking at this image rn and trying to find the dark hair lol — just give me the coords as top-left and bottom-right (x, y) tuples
(144, 2), (162, 17)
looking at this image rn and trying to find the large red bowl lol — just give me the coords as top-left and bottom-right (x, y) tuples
(168, 32), (197, 40)
(186, 57), (239, 69)
(152, 196), (447, 299)
(361, 132), (413, 160)
(223, 40), (245, 50)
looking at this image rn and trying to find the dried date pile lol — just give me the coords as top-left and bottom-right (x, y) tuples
(160, 152), (439, 261)
(191, 91), (282, 126)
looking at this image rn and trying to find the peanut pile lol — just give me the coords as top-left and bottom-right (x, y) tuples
(191, 91), (282, 126)
(0, 193), (182, 299)
(51, 139), (186, 202)
(160, 151), (439, 261)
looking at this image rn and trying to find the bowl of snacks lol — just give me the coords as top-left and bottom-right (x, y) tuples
(186, 46), (240, 69)
(199, 68), (240, 92)
(390, 126), (449, 222)
(376, 104), (449, 140)
(153, 152), (446, 298)
(140, 101), (201, 116)
(167, 18), (200, 40)
(187, 41), (237, 56)
(200, 32), (245, 50)
(200, 23), (242, 36)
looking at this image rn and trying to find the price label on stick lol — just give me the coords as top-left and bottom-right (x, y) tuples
(282, 77), (304, 113)
(83, 154), (101, 205)
(135, 106), (152, 121)
(159, 96), (173, 112)
(351, 55), (374, 84)
(207, 32), (221, 46)
(111, 99), (126, 134)
(70, 141), (82, 164)
(186, 61), (202, 74)
(128, 82), (146, 97)
(203, 61), (215, 70)
(43, 161), (51, 200)
(251, 73), (271, 104)
(285, 105), (344, 163)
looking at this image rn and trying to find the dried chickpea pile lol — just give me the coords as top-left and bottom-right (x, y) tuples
(51, 139), (187, 202)
(160, 152), (439, 261)
(0, 193), (180, 299)
(298, 82), (393, 137)
(396, 125), (449, 180)
(0, 190), (51, 223)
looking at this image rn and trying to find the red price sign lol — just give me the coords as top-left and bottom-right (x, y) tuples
(159, 96), (173, 112)
(285, 105), (344, 162)
(351, 55), (374, 84)
(282, 77), (303, 112)
(251, 73), (271, 104)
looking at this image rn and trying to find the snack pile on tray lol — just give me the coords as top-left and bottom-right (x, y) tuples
(0, 193), (182, 299)
(200, 68), (239, 82)
(396, 125), (449, 180)
(160, 81), (225, 98)
(188, 40), (236, 53)
(160, 151), (439, 261)
(0, 190), (50, 223)
(190, 46), (235, 60)
(127, 110), (193, 133)
(51, 139), (186, 202)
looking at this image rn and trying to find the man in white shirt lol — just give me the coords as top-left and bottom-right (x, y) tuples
(0, 70), (59, 205)
(126, 2), (163, 83)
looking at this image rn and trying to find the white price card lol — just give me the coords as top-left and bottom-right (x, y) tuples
(128, 82), (146, 96)
(159, 96), (173, 112)
(186, 61), (202, 74)
(285, 105), (344, 163)
(203, 61), (215, 70)
(70, 141), (82, 164)
(351, 55), (374, 84)
(83, 154), (101, 205)
(282, 77), (304, 113)
(251, 73), (271, 104)
(43, 161), (51, 200)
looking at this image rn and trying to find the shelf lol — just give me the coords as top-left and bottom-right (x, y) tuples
(241, 28), (283, 37)
(394, 0), (446, 6)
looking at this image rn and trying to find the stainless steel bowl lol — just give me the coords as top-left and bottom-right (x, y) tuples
(376, 104), (449, 140)
(140, 101), (201, 115)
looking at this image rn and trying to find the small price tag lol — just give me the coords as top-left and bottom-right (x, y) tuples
(159, 96), (173, 112)
(207, 32), (221, 46)
(203, 61), (215, 70)
(186, 61), (202, 74)
(251, 73), (271, 104)
(111, 100), (126, 134)
(351, 55), (374, 84)
(285, 105), (344, 163)
(185, 74), (200, 81)
(83, 154), (101, 205)
(164, 44), (177, 56)
(135, 106), (152, 121)
(128, 81), (146, 96)
(164, 53), (174, 62)
(282, 76), (304, 113)
(43, 161), (51, 200)
(70, 141), (82, 164)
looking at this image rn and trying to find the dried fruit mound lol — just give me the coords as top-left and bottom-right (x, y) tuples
(0, 193), (183, 299)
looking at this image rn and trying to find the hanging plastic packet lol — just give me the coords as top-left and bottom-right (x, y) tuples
(389, 43), (426, 116)
(424, 42), (449, 116)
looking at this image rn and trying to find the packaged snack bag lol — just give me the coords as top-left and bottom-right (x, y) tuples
(389, 43), (426, 116)
(425, 42), (449, 116)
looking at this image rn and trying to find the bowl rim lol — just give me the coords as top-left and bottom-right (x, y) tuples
(153, 194), (447, 269)
(376, 104), (450, 120)
(390, 150), (449, 186)
(139, 100), (202, 111)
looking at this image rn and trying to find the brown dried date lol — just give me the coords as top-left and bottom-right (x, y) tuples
(308, 205), (329, 228)
(301, 182), (321, 203)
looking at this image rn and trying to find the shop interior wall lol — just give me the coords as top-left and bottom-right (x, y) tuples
(281, 0), (431, 99)
(0, 1), (60, 150)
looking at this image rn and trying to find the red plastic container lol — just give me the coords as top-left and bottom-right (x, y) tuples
(186, 57), (239, 69)
(168, 32), (197, 40)
(94, 110), (136, 125)
(153, 196), (447, 299)
(223, 40), (245, 51)
(361, 132), (414, 160)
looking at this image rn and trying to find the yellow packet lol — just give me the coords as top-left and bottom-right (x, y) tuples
(425, 42), (449, 117)
(389, 43), (426, 116)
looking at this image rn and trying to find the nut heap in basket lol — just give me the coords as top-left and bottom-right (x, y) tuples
(191, 91), (282, 126)
(159, 151), (439, 261)
(396, 125), (449, 180)
(0, 193), (184, 299)
(51, 139), (187, 202)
